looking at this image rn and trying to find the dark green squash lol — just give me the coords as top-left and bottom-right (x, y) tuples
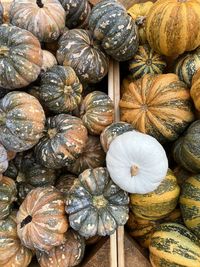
(0, 144), (8, 175)
(17, 182), (35, 204)
(66, 167), (129, 238)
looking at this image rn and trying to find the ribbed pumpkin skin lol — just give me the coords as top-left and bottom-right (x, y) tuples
(39, 65), (82, 114)
(80, 91), (114, 135)
(173, 166), (192, 188)
(173, 120), (200, 173)
(129, 44), (166, 80)
(56, 174), (77, 199)
(89, 0), (139, 61)
(66, 167), (129, 238)
(10, 0), (66, 42)
(57, 29), (109, 84)
(60, 0), (91, 29)
(0, 2), (3, 24)
(35, 114), (88, 169)
(149, 223), (200, 267)
(2, 0), (12, 23)
(0, 214), (33, 267)
(0, 25), (42, 89)
(130, 169), (180, 221)
(36, 229), (85, 267)
(180, 175), (200, 239)
(128, 2), (153, 20)
(100, 122), (134, 152)
(175, 47), (200, 87)
(41, 50), (57, 73)
(191, 69), (200, 111)
(0, 176), (17, 220)
(68, 136), (105, 175)
(146, 0), (200, 57)
(120, 74), (194, 143)
(17, 186), (68, 252)
(0, 92), (45, 152)
(0, 144), (8, 175)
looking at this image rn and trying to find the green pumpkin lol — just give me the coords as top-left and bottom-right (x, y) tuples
(0, 144), (8, 174)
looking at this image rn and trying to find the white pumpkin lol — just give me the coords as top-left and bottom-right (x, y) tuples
(106, 131), (168, 194)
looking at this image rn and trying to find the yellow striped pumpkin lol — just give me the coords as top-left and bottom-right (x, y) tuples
(180, 174), (200, 239)
(146, 0), (200, 57)
(191, 69), (200, 111)
(149, 223), (200, 267)
(130, 169), (180, 220)
(128, 2), (153, 20)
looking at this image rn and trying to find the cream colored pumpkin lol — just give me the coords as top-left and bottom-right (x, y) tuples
(106, 131), (168, 194)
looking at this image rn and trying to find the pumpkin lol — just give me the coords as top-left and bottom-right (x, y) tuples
(100, 122), (134, 153)
(0, 213), (33, 267)
(146, 0), (200, 57)
(17, 186), (68, 251)
(0, 2), (3, 24)
(173, 120), (200, 173)
(39, 65), (82, 114)
(66, 167), (129, 238)
(35, 114), (88, 169)
(68, 135), (105, 175)
(120, 74), (194, 143)
(0, 24), (42, 89)
(0, 143), (8, 174)
(0, 176), (17, 219)
(80, 91), (114, 135)
(3, 160), (18, 180)
(60, 0), (91, 29)
(174, 47), (200, 87)
(0, 92), (45, 152)
(17, 182), (35, 204)
(41, 50), (57, 73)
(88, 0), (139, 61)
(10, 0), (66, 42)
(106, 131), (168, 194)
(56, 174), (77, 199)
(7, 150), (16, 161)
(173, 166), (192, 188)
(1, 0), (12, 23)
(36, 229), (85, 267)
(128, 44), (166, 80)
(57, 29), (109, 84)
(180, 174), (200, 239)
(191, 69), (200, 111)
(130, 169), (180, 220)
(128, 2), (153, 20)
(149, 223), (200, 267)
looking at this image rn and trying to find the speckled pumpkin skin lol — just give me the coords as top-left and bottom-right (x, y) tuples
(100, 122), (134, 152)
(35, 114), (88, 169)
(10, 0), (66, 42)
(191, 69), (200, 111)
(0, 25), (42, 89)
(57, 29), (109, 83)
(80, 91), (114, 135)
(17, 182), (35, 204)
(0, 144), (8, 175)
(89, 0), (139, 61)
(0, 2), (3, 24)
(17, 186), (68, 252)
(0, 213), (33, 267)
(120, 74), (194, 143)
(0, 176), (17, 220)
(66, 167), (129, 238)
(173, 120), (200, 173)
(60, 0), (91, 29)
(36, 229), (85, 267)
(0, 92), (45, 152)
(56, 174), (77, 199)
(41, 50), (57, 73)
(39, 65), (82, 114)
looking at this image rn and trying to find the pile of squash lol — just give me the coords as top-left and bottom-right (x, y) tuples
(1, 0), (200, 266)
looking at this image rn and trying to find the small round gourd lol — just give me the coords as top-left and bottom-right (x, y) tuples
(0, 144), (8, 174)
(106, 131), (168, 194)
(57, 29), (109, 84)
(0, 25), (42, 89)
(36, 229), (85, 267)
(66, 167), (129, 238)
(0, 92), (45, 152)
(17, 186), (68, 251)
(10, 0), (66, 42)
(130, 169), (180, 220)
(80, 91), (114, 135)
(41, 50), (57, 73)
(35, 114), (88, 169)
(128, 44), (166, 80)
(180, 174), (200, 239)
(120, 74), (194, 143)
(39, 65), (82, 114)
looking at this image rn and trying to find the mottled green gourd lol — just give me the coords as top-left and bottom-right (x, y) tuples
(0, 144), (8, 175)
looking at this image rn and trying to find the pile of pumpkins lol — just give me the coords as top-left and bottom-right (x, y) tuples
(0, 0), (200, 266)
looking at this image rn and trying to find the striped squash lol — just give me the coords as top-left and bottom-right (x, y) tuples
(149, 223), (200, 267)
(130, 169), (180, 220)
(146, 0), (200, 57)
(129, 44), (166, 80)
(191, 69), (200, 111)
(120, 74), (194, 143)
(180, 175), (200, 239)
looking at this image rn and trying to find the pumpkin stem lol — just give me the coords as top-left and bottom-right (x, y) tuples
(20, 215), (32, 228)
(93, 195), (108, 209)
(131, 165), (139, 176)
(0, 46), (9, 57)
(0, 113), (6, 125)
(48, 128), (57, 139)
(36, 0), (44, 8)
(64, 85), (73, 95)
